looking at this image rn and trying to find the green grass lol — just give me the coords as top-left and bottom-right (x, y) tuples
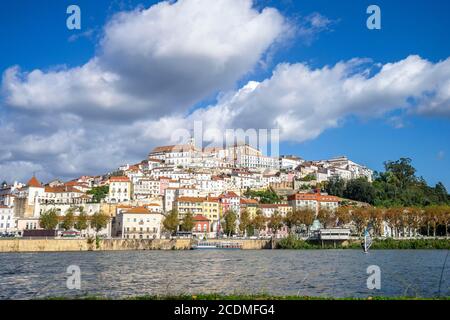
(276, 236), (450, 250)
(43, 294), (450, 301)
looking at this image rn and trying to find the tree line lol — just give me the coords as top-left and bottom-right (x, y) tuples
(325, 158), (449, 207)
(39, 207), (110, 234)
(163, 205), (450, 239)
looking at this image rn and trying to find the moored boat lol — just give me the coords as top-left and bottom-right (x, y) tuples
(192, 241), (243, 250)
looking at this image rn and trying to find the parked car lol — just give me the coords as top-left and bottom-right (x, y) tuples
(0, 232), (16, 238)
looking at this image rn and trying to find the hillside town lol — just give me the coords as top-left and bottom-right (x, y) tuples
(0, 140), (375, 239)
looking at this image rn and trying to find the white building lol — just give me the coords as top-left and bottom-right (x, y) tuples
(288, 192), (340, 214)
(133, 178), (161, 199)
(113, 207), (164, 239)
(0, 205), (15, 233)
(280, 156), (303, 170)
(108, 176), (132, 203)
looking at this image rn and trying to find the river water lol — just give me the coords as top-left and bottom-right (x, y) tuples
(0, 250), (448, 299)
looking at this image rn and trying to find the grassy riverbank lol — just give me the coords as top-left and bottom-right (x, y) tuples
(276, 236), (450, 250)
(45, 294), (449, 300)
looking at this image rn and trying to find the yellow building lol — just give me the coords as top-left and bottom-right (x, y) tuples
(174, 197), (221, 222)
(201, 197), (221, 222)
(174, 197), (203, 218)
(240, 198), (259, 220)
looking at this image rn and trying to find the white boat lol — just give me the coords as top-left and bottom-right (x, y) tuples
(192, 241), (243, 250)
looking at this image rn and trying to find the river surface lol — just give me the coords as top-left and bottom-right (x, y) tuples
(0, 250), (448, 299)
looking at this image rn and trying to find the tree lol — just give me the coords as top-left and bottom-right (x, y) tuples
(344, 178), (376, 204)
(251, 211), (267, 236)
(244, 188), (280, 204)
(239, 210), (251, 236)
(90, 211), (110, 233)
(351, 207), (370, 235)
(61, 208), (75, 231)
(443, 206), (450, 237)
(325, 176), (346, 197)
(87, 186), (109, 203)
(384, 158), (417, 189)
(367, 207), (384, 237)
(434, 182), (449, 204)
(180, 212), (194, 232)
(425, 206), (442, 237)
(335, 206), (352, 227)
(405, 207), (422, 237)
(317, 208), (335, 229)
(297, 208), (315, 236)
(284, 210), (301, 234)
(163, 209), (179, 235)
(75, 209), (88, 233)
(39, 209), (59, 230)
(224, 210), (237, 236)
(268, 211), (284, 236)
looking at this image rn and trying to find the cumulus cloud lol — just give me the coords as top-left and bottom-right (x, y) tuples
(176, 55), (450, 142)
(3, 0), (287, 120)
(0, 0), (288, 181)
(1, 0), (449, 183)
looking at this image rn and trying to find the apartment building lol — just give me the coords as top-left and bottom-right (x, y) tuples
(108, 176), (132, 203)
(287, 192), (340, 214)
(113, 207), (163, 239)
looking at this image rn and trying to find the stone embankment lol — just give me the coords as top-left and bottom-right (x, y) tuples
(0, 238), (272, 253)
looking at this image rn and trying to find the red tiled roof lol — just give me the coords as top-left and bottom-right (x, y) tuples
(45, 186), (83, 193)
(220, 191), (239, 198)
(27, 176), (42, 188)
(241, 198), (259, 205)
(177, 197), (205, 203)
(122, 207), (150, 214)
(109, 176), (130, 183)
(288, 193), (340, 202)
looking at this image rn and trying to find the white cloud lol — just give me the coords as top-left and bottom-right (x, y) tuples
(2, 0), (287, 120)
(185, 55), (450, 143)
(1, 0), (449, 184)
(0, 0), (289, 182)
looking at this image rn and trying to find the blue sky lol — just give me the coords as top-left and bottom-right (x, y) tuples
(0, 0), (449, 189)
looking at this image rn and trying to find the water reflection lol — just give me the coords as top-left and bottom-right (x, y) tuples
(0, 250), (448, 299)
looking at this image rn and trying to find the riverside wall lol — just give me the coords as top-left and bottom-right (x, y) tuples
(0, 238), (272, 253)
